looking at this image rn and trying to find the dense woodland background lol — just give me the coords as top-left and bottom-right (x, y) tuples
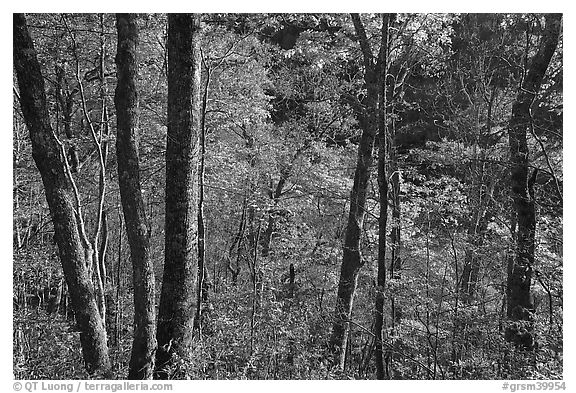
(13, 13), (562, 380)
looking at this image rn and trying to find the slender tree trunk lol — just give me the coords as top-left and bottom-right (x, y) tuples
(374, 13), (392, 380)
(460, 206), (490, 301)
(13, 13), (110, 377)
(261, 169), (289, 257)
(329, 99), (377, 370)
(460, 91), (497, 302)
(196, 54), (209, 330)
(155, 13), (202, 378)
(389, 149), (401, 274)
(115, 13), (157, 379)
(97, 15), (111, 305)
(261, 214), (275, 257)
(506, 13), (561, 348)
(288, 263), (296, 298)
(460, 160), (494, 302)
(329, 13), (383, 370)
(227, 197), (247, 285)
(388, 85), (402, 332)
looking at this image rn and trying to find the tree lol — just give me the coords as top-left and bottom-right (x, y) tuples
(155, 13), (202, 378)
(506, 13), (561, 348)
(13, 13), (111, 377)
(329, 13), (387, 370)
(374, 14), (393, 380)
(12, 13), (564, 381)
(114, 13), (157, 379)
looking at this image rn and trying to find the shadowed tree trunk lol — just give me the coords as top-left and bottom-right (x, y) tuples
(155, 13), (202, 378)
(261, 167), (289, 257)
(374, 13), (392, 380)
(13, 13), (110, 377)
(115, 13), (157, 380)
(506, 13), (561, 349)
(329, 13), (387, 371)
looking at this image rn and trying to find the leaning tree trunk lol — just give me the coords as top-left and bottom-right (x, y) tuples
(13, 13), (110, 377)
(155, 13), (202, 378)
(506, 13), (561, 348)
(329, 13), (384, 371)
(115, 13), (157, 379)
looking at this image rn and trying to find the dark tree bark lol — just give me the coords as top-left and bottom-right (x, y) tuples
(114, 13), (157, 379)
(227, 197), (247, 285)
(13, 13), (110, 377)
(288, 263), (296, 298)
(506, 14), (561, 348)
(55, 63), (77, 139)
(374, 13), (392, 380)
(261, 168), (289, 257)
(329, 13), (387, 371)
(155, 13), (202, 378)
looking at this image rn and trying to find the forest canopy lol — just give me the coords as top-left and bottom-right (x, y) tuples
(12, 13), (562, 380)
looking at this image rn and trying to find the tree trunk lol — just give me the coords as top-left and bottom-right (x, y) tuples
(155, 13), (202, 378)
(460, 206), (490, 301)
(374, 13), (391, 380)
(196, 54), (209, 330)
(329, 101), (377, 370)
(506, 13), (561, 349)
(459, 88), (497, 302)
(460, 162), (494, 302)
(288, 263), (296, 298)
(13, 13), (110, 377)
(389, 148), (401, 274)
(115, 13), (157, 380)
(329, 13), (383, 370)
(261, 169), (289, 257)
(388, 89), (402, 330)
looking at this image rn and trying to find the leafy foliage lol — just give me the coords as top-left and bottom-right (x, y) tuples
(13, 13), (562, 380)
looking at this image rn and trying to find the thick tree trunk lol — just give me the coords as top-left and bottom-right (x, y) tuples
(115, 13), (157, 379)
(13, 13), (110, 377)
(506, 14), (561, 348)
(155, 13), (202, 378)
